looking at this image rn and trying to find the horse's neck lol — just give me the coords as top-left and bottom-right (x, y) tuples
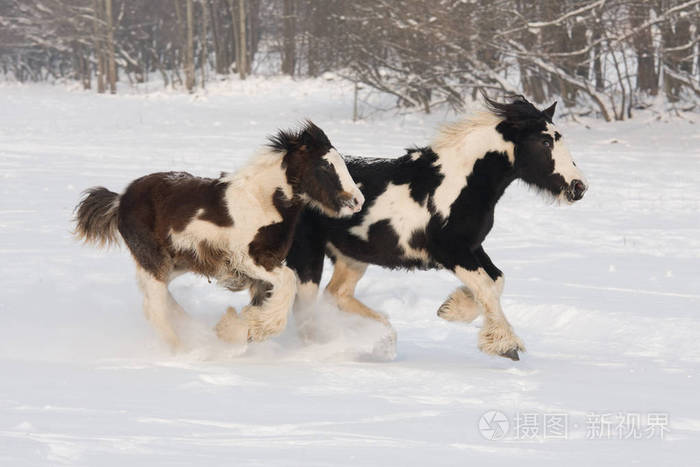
(431, 132), (516, 218)
(226, 152), (297, 220)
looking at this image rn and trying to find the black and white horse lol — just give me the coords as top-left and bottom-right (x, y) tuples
(75, 122), (364, 349)
(287, 96), (587, 360)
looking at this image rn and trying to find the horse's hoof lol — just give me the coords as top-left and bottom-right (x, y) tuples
(500, 348), (520, 361)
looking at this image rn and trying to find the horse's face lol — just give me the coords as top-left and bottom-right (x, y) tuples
(300, 147), (365, 217)
(512, 103), (587, 203)
(284, 124), (364, 217)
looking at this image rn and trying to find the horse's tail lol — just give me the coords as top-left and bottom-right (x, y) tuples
(74, 187), (121, 247)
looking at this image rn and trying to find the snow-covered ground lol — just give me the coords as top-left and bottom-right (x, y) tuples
(1, 78), (699, 466)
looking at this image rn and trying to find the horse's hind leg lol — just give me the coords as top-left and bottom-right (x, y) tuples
(167, 269), (188, 318)
(325, 256), (383, 323)
(325, 254), (397, 356)
(120, 213), (182, 349)
(135, 266), (181, 350)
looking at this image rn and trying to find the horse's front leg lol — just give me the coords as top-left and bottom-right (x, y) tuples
(241, 265), (297, 342)
(216, 262), (297, 345)
(451, 246), (525, 361)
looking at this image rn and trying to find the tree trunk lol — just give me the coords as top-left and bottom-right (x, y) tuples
(104, 0), (117, 93)
(306, 2), (322, 76)
(541, 0), (566, 100)
(209, 0), (223, 74)
(571, 21), (588, 79)
(515, 1), (545, 102)
(247, 0), (260, 70)
(593, 20), (605, 92)
(631, 3), (658, 95)
(175, 0), (183, 86)
(664, 12), (693, 101)
(82, 48), (91, 89)
(185, 0), (195, 91)
(149, 48), (169, 88)
(281, 0), (295, 76)
(92, 0), (105, 93)
(238, 0), (247, 79)
(229, 0), (241, 75)
(200, 0), (208, 88)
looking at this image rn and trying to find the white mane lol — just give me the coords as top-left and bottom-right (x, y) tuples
(223, 147), (285, 188)
(428, 108), (515, 218)
(432, 110), (503, 151)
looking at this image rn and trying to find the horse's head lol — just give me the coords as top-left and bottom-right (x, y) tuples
(486, 95), (587, 203)
(269, 121), (364, 217)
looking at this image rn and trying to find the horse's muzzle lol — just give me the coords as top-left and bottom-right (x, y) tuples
(567, 179), (587, 201)
(339, 191), (365, 214)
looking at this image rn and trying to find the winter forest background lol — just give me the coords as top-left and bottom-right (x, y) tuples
(2, 2), (700, 464)
(1, 0), (699, 121)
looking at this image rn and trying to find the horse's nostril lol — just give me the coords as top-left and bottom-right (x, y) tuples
(571, 180), (587, 200)
(341, 194), (363, 213)
(352, 193), (364, 210)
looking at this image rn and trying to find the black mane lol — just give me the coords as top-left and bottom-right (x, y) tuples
(482, 93), (551, 124)
(267, 120), (332, 154)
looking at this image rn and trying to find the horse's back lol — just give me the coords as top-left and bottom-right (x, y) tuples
(120, 172), (232, 233)
(117, 172), (234, 280)
(288, 152), (442, 277)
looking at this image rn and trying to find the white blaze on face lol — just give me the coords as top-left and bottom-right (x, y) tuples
(545, 123), (586, 199)
(323, 148), (365, 216)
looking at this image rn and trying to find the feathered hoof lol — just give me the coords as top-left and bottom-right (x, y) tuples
(215, 306), (249, 347)
(478, 324), (525, 361)
(437, 286), (483, 323)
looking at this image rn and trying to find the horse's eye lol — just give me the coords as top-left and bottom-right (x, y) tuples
(543, 140), (552, 149)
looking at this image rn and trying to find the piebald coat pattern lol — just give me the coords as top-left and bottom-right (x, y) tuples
(75, 122), (363, 349)
(287, 96), (587, 360)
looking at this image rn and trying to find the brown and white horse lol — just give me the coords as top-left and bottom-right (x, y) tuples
(75, 122), (364, 349)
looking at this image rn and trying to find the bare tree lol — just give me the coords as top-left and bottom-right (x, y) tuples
(239, 0), (247, 79)
(200, 0), (208, 88)
(185, 0), (195, 91)
(104, 0), (116, 93)
(281, 0), (295, 76)
(92, 0), (106, 93)
(1, 0), (697, 117)
(632, 2), (658, 95)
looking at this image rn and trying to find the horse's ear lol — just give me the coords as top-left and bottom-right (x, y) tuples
(298, 121), (331, 158)
(543, 101), (557, 121)
(298, 124), (317, 151)
(299, 129), (313, 147)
